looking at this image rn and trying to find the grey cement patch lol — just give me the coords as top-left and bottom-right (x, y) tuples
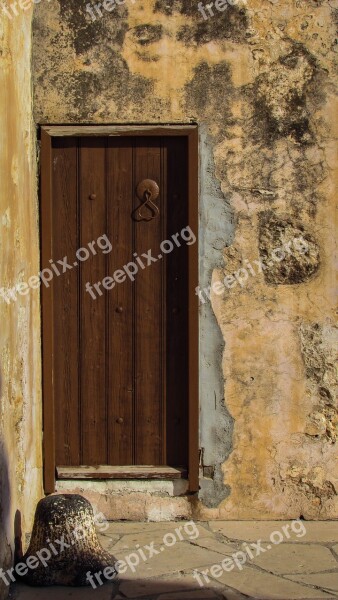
(198, 126), (235, 507)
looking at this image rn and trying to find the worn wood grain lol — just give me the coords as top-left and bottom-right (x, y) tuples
(57, 465), (187, 479)
(52, 138), (80, 466)
(79, 138), (107, 464)
(134, 139), (165, 464)
(107, 139), (134, 465)
(41, 125), (197, 137)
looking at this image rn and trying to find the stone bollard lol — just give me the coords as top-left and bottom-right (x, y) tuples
(18, 494), (119, 590)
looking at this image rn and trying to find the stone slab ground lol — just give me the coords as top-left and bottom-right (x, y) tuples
(9, 521), (338, 600)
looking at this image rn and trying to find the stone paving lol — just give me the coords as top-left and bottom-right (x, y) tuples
(9, 521), (338, 600)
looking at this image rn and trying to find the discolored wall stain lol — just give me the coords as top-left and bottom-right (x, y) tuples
(300, 323), (338, 446)
(250, 43), (324, 147)
(258, 212), (320, 285)
(33, 0), (156, 122)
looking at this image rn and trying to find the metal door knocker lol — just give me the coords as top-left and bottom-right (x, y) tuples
(135, 179), (160, 222)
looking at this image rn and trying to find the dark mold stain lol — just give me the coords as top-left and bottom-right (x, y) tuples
(253, 96), (313, 146)
(319, 387), (333, 402)
(277, 44), (317, 71)
(131, 24), (164, 45)
(177, 6), (248, 45)
(300, 480), (336, 501)
(258, 212), (320, 285)
(250, 44), (324, 147)
(58, 0), (128, 55)
(154, 0), (201, 17)
(155, 0), (249, 43)
(33, 0), (159, 121)
(184, 61), (233, 125)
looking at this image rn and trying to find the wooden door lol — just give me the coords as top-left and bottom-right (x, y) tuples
(40, 128), (199, 492)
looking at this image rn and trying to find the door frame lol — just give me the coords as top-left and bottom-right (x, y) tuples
(40, 124), (199, 494)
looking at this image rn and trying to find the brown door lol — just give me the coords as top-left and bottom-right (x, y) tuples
(40, 130), (198, 491)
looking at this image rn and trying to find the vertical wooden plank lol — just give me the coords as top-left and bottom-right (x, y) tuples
(161, 142), (167, 465)
(52, 138), (80, 466)
(107, 139), (134, 465)
(41, 130), (55, 493)
(134, 139), (165, 464)
(165, 137), (189, 468)
(79, 138), (107, 465)
(188, 129), (200, 491)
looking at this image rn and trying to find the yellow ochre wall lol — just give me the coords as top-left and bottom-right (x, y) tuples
(0, 9), (42, 599)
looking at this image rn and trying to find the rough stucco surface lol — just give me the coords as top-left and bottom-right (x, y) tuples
(0, 11), (43, 599)
(33, 0), (337, 519)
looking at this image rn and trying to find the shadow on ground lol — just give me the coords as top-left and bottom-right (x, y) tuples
(9, 579), (241, 599)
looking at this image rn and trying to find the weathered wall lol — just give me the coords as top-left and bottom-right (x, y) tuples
(0, 9), (43, 598)
(33, 0), (337, 519)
